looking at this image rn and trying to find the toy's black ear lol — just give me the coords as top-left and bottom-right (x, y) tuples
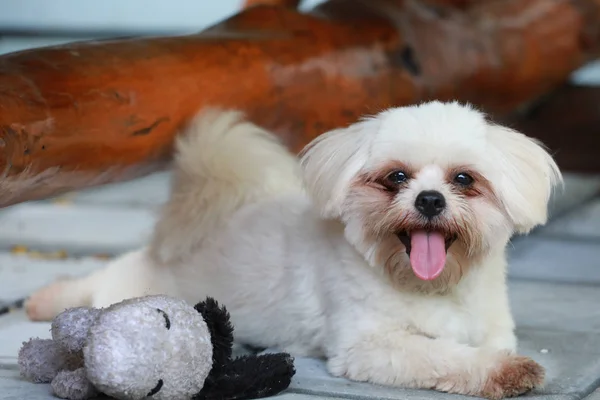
(194, 353), (295, 400)
(194, 297), (234, 371)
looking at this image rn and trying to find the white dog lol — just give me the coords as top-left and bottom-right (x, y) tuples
(26, 101), (562, 399)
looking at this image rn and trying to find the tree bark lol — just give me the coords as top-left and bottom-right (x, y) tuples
(0, 0), (599, 207)
(243, 0), (302, 8)
(510, 84), (600, 174)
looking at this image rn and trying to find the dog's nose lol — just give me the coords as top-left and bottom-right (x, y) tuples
(415, 190), (446, 218)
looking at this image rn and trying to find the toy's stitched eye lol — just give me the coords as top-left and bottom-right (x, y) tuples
(147, 379), (163, 397)
(384, 170), (408, 186)
(454, 172), (474, 186)
(156, 308), (170, 330)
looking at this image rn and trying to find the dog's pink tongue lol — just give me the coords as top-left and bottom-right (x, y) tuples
(409, 230), (446, 281)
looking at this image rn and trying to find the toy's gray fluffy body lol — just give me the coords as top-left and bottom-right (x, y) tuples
(19, 295), (213, 400)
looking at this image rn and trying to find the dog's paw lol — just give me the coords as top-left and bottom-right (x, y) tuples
(25, 279), (72, 321)
(481, 354), (545, 399)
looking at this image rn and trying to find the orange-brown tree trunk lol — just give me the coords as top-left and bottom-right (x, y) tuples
(0, 0), (599, 207)
(243, 0), (302, 8)
(510, 84), (600, 174)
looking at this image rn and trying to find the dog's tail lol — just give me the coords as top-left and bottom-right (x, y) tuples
(149, 108), (302, 265)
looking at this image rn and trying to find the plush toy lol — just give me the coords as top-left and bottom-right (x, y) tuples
(18, 295), (295, 400)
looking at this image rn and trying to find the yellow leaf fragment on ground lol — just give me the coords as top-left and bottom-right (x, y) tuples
(28, 250), (69, 260)
(10, 245), (29, 254)
(51, 193), (76, 206)
(10, 245), (69, 259)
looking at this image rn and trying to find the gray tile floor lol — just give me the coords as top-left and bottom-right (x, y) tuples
(1, 171), (600, 400)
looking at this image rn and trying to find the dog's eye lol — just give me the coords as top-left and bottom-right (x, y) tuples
(454, 173), (474, 186)
(385, 170), (408, 185)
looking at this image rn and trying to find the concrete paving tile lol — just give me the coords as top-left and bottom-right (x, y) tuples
(1, 310), (598, 400)
(538, 199), (600, 240)
(585, 389), (600, 400)
(0, 262), (597, 399)
(288, 356), (475, 400)
(0, 353), (583, 400)
(285, 329), (600, 400)
(56, 171), (171, 209)
(0, 203), (156, 256)
(0, 312), (53, 360)
(1, 366), (61, 400)
(509, 281), (600, 334)
(0, 253), (107, 302)
(517, 329), (600, 397)
(545, 174), (600, 220)
(282, 280), (600, 399)
(508, 237), (600, 285)
(273, 395), (339, 400)
(0, 366), (327, 400)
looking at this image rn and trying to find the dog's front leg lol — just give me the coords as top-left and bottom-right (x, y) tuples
(326, 330), (543, 399)
(473, 291), (518, 354)
(480, 324), (518, 354)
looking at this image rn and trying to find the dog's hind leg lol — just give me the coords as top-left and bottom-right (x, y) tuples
(25, 248), (176, 321)
(26, 108), (300, 321)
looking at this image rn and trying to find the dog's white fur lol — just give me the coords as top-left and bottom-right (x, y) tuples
(27, 101), (562, 399)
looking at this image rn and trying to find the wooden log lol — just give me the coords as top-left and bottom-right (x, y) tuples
(242, 0), (480, 9)
(0, 0), (599, 207)
(511, 84), (600, 174)
(243, 0), (302, 8)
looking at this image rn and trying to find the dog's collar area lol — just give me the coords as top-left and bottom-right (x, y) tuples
(396, 231), (457, 255)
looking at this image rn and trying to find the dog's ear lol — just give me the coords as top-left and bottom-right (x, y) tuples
(299, 119), (376, 219)
(486, 125), (562, 234)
